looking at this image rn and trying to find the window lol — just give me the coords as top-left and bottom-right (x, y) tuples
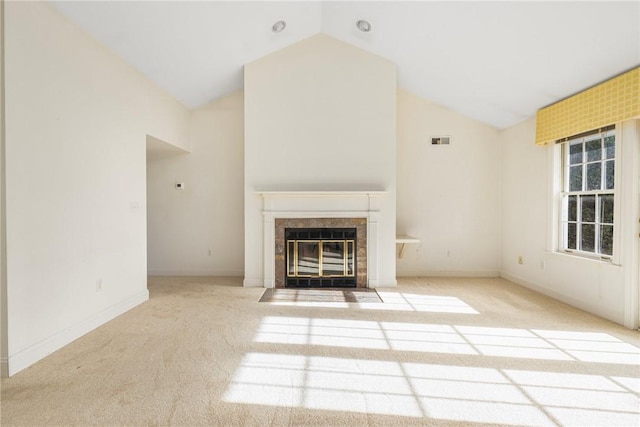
(560, 127), (615, 258)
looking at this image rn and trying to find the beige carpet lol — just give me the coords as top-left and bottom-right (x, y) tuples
(1, 276), (639, 426)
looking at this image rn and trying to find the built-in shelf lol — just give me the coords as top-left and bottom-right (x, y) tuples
(396, 235), (420, 258)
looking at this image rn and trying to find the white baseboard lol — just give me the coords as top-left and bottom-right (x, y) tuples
(148, 269), (243, 277)
(370, 279), (398, 288)
(7, 289), (148, 377)
(397, 270), (500, 278)
(500, 271), (625, 326)
(243, 278), (264, 287)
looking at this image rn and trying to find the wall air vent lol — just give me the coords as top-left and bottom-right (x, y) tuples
(431, 136), (451, 145)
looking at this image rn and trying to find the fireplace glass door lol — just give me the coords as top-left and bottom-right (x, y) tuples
(286, 228), (356, 287)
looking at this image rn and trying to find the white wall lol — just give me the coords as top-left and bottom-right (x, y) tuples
(500, 117), (639, 328)
(4, 1), (190, 375)
(0, 0), (8, 377)
(396, 89), (501, 276)
(147, 91), (244, 276)
(244, 34), (397, 287)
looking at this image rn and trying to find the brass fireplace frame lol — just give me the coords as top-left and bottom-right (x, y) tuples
(287, 239), (355, 278)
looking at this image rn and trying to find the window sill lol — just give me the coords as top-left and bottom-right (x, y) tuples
(546, 250), (621, 268)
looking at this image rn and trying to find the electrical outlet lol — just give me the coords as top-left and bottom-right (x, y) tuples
(518, 256), (523, 265)
(96, 279), (103, 292)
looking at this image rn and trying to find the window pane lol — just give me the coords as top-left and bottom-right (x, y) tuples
(585, 138), (602, 162)
(347, 241), (354, 275)
(586, 163), (602, 191)
(567, 223), (577, 250)
(563, 130), (615, 258)
(322, 241), (345, 276)
(569, 142), (583, 165)
(569, 166), (583, 191)
(605, 160), (615, 189)
(600, 225), (613, 256)
(604, 135), (615, 159)
(600, 194), (614, 224)
(288, 241), (295, 276)
(581, 195), (595, 222)
(568, 195), (577, 221)
(581, 224), (595, 252)
(297, 242), (320, 276)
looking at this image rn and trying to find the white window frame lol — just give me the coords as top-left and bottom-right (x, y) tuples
(555, 127), (621, 263)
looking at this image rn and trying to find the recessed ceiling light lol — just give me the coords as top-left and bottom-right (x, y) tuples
(272, 20), (286, 33)
(356, 20), (371, 32)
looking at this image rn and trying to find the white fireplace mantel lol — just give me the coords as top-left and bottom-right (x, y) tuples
(257, 190), (387, 196)
(257, 190), (387, 288)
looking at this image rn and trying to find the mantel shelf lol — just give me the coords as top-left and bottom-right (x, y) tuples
(256, 190), (387, 197)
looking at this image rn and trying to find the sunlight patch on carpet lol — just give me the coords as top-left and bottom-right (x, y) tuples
(222, 353), (571, 425)
(252, 317), (640, 364)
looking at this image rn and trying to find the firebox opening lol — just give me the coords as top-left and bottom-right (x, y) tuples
(285, 228), (357, 288)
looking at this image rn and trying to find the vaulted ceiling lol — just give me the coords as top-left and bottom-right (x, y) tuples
(50, 1), (639, 129)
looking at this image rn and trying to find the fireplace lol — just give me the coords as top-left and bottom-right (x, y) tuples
(255, 190), (386, 289)
(274, 217), (367, 288)
(285, 228), (357, 288)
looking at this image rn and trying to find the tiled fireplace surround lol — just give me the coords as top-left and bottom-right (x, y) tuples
(274, 217), (367, 287)
(259, 191), (385, 288)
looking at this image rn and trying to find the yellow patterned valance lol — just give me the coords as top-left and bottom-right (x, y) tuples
(535, 67), (639, 145)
